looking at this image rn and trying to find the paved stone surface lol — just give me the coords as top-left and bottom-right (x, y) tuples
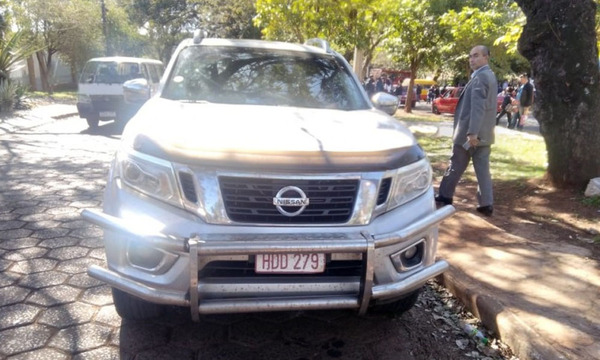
(0, 105), (503, 360)
(437, 212), (600, 360)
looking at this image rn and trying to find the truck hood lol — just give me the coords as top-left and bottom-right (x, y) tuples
(122, 99), (424, 171)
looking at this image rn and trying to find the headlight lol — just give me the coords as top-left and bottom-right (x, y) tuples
(78, 93), (91, 103)
(387, 158), (432, 210)
(116, 150), (182, 207)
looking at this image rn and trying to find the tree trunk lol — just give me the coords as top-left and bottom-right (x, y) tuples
(404, 75), (415, 113)
(353, 47), (366, 79)
(70, 65), (77, 84)
(27, 56), (36, 91)
(404, 59), (420, 113)
(35, 51), (50, 93)
(362, 48), (375, 82)
(516, 0), (600, 189)
(46, 52), (54, 94)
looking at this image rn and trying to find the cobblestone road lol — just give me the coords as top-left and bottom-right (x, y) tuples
(0, 107), (492, 360)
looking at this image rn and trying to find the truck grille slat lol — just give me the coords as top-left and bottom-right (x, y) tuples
(220, 177), (358, 224)
(377, 177), (392, 205)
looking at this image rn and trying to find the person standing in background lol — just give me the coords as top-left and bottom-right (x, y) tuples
(496, 87), (513, 126)
(516, 73), (534, 131)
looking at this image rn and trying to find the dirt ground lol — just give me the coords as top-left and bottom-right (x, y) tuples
(432, 173), (600, 261)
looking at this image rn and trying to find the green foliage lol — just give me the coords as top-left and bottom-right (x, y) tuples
(494, 3), (526, 55)
(11, 0), (153, 81)
(255, 0), (324, 42)
(416, 130), (546, 182)
(0, 1), (9, 38)
(440, 7), (506, 76)
(582, 195), (600, 208)
(428, 2), (528, 80)
(596, 0), (600, 49)
(429, 0), (503, 16)
(254, 0), (397, 73)
(254, 0), (531, 88)
(27, 90), (77, 101)
(0, 80), (16, 112)
(55, 0), (105, 72)
(0, 79), (25, 112)
(398, 113), (547, 182)
(198, 0), (261, 39)
(0, 31), (39, 82)
(105, 0), (151, 57)
(383, 0), (445, 110)
(10, 0), (107, 91)
(124, 0), (259, 63)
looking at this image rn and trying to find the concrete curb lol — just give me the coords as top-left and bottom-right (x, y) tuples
(438, 269), (568, 360)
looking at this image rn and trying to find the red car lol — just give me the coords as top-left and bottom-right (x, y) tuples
(431, 87), (460, 114)
(432, 87), (504, 114)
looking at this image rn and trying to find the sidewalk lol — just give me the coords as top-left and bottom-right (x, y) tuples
(407, 113), (600, 360)
(436, 211), (599, 360)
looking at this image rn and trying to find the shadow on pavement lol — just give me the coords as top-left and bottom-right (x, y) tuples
(80, 122), (123, 138)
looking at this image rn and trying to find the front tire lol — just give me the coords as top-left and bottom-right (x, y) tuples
(86, 117), (99, 129)
(112, 287), (164, 320)
(432, 105), (440, 114)
(372, 288), (421, 315)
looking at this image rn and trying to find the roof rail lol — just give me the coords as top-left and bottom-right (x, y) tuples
(193, 29), (208, 44)
(304, 38), (330, 52)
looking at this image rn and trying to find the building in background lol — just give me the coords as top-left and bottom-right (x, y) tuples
(9, 53), (73, 91)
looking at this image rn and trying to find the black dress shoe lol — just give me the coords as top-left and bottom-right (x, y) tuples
(435, 195), (453, 206)
(476, 205), (493, 217)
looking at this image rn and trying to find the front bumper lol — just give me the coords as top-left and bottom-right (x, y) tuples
(77, 97), (134, 121)
(83, 204), (454, 320)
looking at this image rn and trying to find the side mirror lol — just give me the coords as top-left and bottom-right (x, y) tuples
(371, 92), (399, 116)
(123, 78), (151, 104)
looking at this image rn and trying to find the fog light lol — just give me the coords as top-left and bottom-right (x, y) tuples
(390, 239), (425, 272)
(127, 243), (165, 271)
(404, 245), (418, 259)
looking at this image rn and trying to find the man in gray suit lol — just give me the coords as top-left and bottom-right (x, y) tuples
(435, 45), (497, 216)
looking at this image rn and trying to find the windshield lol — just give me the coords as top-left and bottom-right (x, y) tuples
(162, 46), (369, 110)
(79, 61), (146, 84)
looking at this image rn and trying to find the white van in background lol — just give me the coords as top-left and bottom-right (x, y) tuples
(77, 57), (164, 129)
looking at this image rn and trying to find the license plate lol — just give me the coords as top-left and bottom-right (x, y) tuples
(99, 111), (116, 117)
(255, 253), (325, 274)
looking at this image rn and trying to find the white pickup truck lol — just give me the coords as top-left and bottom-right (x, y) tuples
(82, 33), (454, 321)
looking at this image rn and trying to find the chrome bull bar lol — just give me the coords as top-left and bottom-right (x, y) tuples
(82, 205), (454, 320)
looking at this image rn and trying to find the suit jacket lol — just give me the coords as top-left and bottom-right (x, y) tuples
(453, 65), (498, 146)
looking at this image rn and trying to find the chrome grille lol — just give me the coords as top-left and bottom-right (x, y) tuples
(219, 177), (359, 224)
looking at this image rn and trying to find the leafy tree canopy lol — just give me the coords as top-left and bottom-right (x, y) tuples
(0, 31), (39, 82)
(254, 0), (397, 77)
(125, 0), (260, 63)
